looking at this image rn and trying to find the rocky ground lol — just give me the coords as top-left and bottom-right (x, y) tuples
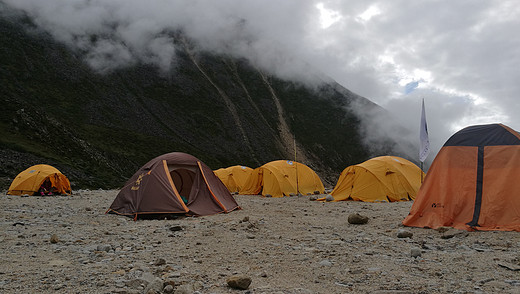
(1, 190), (520, 294)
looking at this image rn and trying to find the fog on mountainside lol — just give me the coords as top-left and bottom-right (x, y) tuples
(0, 3), (418, 189)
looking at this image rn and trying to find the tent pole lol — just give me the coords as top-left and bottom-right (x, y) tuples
(294, 137), (299, 195)
(420, 161), (424, 183)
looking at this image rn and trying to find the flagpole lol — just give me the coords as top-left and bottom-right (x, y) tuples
(419, 98), (430, 183)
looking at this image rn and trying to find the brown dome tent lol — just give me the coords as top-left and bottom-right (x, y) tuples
(107, 152), (240, 219)
(403, 123), (520, 231)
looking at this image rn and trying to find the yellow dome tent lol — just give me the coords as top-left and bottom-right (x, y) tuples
(240, 160), (324, 197)
(7, 164), (72, 196)
(328, 156), (423, 202)
(214, 165), (253, 193)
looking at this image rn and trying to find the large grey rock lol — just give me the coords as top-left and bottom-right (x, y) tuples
(397, 229), (413, 238)
(348, 213), (369, 224)
(227, 275), (252, 290)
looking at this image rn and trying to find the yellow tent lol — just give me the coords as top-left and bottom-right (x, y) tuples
(7, 164), (72, 196)
(240, 160), (324, 197)
(214, 165), (253, 193)
(329, 156), (424, 202)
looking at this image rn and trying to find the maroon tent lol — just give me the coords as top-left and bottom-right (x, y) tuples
(108, 152), (240, 218)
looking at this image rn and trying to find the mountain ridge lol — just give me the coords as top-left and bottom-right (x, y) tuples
(0, 11), (412, 189)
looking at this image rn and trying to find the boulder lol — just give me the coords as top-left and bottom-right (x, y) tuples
(227, 275), (252, 290)
(348, 213), (369, 224)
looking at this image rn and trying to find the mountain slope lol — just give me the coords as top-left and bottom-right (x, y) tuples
(0, 13), (408, 189)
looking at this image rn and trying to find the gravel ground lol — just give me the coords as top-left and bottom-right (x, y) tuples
(1, 190), (520, 294)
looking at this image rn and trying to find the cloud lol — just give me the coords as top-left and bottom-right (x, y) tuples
(2, 0), (520, 166)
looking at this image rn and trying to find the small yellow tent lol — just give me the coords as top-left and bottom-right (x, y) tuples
(214, 165), (253, 193)
(329, 156), (424, 202)
(7, 164), (72, 196)
(240, 160), (324, 197)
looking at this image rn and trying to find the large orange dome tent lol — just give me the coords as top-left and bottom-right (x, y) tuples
(240, 160), (324, 197)
(326, 156), (424, 202)
(7, 164), (71, 196)
(108, 152), (240, 218)
(403, 123), (520, 231)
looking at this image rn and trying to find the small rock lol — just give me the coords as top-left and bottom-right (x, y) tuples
(242, 216), (249, 222)
(97, 244), (111, 252)
(227, 275), (252, 290)
(50, 234), (59, 244)
(85, 207), (92, 211)
(153, 258), (166, 266)
(441, 229), (468, 239)
(175, 284), (195, 294)
(411, 247), (422, 258)
(397, 229), (413, 238)
(348, 213), (369, 224)
(163, 284), (174, 294)
(309, 195), (319, 201)
(265, 194), (272, 198)
(143, 277), (163, 294)
(319, 260), (333, 267)
(325, 194), (334, 202)
(169, 226), (183, 232)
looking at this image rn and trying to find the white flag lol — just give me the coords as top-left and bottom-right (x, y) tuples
(419, 98), (430, 162)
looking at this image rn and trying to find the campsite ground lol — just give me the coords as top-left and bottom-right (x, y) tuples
(1, 190), (520, 294)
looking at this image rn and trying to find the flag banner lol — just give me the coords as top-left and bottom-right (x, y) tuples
(419, 98), (430, 162)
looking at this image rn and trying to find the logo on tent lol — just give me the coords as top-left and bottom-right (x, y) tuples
(286, 161), (294, 165)
(131, 173), (146, 191)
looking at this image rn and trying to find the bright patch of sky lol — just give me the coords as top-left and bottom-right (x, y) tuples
(316, 2), (341, 29)
(357, 4), (381, 22)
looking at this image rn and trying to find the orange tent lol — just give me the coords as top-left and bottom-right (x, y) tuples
(240, 160), (324, 197)
(403, 123), (520, 231)
(328, 156), (424, 202)
(214, 165), (253, 193)
(7, 164), (71, 196)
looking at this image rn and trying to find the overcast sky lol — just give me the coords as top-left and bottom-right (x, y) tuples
(3, 0), (520, 164)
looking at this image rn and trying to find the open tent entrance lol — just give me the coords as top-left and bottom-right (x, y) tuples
(169, 166), (195, 204)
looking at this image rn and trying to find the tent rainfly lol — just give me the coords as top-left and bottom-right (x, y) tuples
(403, 123), (520, 231)
(240, 160), (324, 197)
(214, 165), (253, 193)
(327, 156), (424, 202)
(7, 164), (71, 196)
(108, 152), (240, 218)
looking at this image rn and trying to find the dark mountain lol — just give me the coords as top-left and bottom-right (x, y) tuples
(0, 11), (411, 189)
